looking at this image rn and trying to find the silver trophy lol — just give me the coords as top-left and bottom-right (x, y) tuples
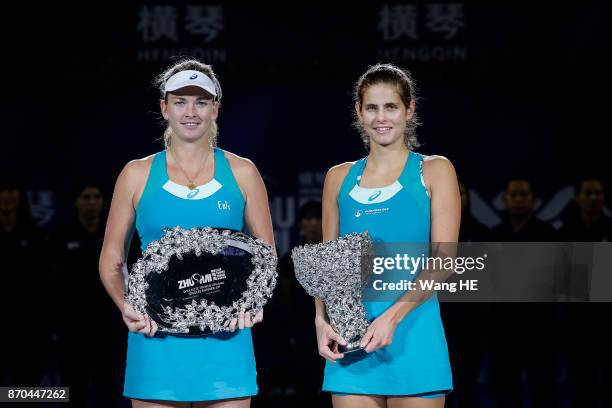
(126, 226), (277, 336)
(291, 232), (373, 353)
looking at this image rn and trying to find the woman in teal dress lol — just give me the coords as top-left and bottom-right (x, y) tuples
(99, 58), (274, 407)
(315, 63), (461, 408)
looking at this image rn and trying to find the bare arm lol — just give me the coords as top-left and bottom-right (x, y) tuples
(99, 162), (139, 309)
(227, 152), (275, 328)
(315, 163), (352, 361)
(362, 156), (461, 352)
(390, 155), (461, 312)
(427, 156), (461, 243)
(315, 163), (351, 321)
(99, 159), (155, 335)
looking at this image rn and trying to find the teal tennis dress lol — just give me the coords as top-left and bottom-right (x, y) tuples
(124, 148), (258, 401)
(323, 151), (453, 397)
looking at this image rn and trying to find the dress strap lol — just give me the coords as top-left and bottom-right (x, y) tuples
(399, 151), (431, 217)
(397, 151), (419, 187)
(152, 151), (169, 186)
(212, 148), (245, 203)
(338, 157), (367, 204)
(136, 151), (167, 211)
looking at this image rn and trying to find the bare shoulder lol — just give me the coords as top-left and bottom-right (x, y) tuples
(422, 154), (455, 175)
(125, 153), (156, 172)
(322, 161), (355, 199)
(421, 154), (452, 165)
(420, 154), (457, 189)
(326, 162), (354, 184)
(221, 150), (263, 200)
(114, 154), (156, 203)
(223, 150), (258, 178)
(122, 154), (155, 183)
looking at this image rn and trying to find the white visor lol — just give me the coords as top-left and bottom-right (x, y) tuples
(164, 70), (217, 97)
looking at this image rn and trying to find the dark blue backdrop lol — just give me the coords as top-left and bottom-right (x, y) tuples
(3, 1), (610, 254)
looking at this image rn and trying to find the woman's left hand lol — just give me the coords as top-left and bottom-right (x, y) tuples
(229, 309), (264, 332)
(360, 311), (400, 353)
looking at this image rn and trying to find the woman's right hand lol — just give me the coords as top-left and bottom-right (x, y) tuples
(315, 316), (346, 363)
(122, 302), (158, 337)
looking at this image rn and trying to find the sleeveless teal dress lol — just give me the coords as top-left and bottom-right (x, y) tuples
(123, 148), (258, 401)
(323, 151), (453, 397)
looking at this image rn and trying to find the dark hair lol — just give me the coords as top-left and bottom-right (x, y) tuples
(573, 176), (605, 195)
(71, 179), (106, 202)
(504, 176), (534, 194)
(0, 178), (33, 227)
(153, 57), (223, 149)
(297, 200), (322, 223)
(353, 63), (420, 151)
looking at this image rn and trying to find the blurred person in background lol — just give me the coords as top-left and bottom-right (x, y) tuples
(0, 179), (48, 387)
(490, 177), (557, 241)
(560, 177), (611, 242)
(442, 179), (489, 407)
(561, 176), (611, 407)
(50, 181), (126, 407)
(255, 201), (325, 406)
(488, 177), (559, 407)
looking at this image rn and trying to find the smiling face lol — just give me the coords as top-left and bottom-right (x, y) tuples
(356, 83), (414, 149)
(160, 86), (219, 144)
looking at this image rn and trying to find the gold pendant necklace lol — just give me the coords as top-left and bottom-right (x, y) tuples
(170, 148), (210, 190)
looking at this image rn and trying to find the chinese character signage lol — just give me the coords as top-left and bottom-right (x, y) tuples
(376, 3), (467, 63)
(136, 4), (227, 64)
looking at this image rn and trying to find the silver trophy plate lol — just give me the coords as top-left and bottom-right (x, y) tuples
(126, 226), (277, 336)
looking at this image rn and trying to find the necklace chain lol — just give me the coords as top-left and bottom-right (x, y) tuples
(169, 148), (211, 190)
